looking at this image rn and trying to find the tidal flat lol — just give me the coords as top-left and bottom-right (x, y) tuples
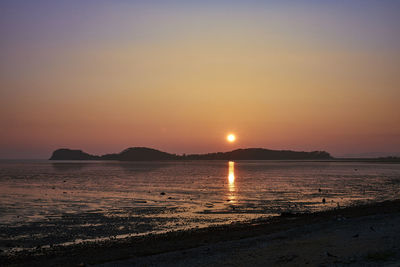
(2, 199), (400, 266)
(1, 160), (400, 266)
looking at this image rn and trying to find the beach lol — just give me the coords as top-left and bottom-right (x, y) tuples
(2, 199), (400, 266)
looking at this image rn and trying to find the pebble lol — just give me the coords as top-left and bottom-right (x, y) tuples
(326, 251), (337, 258)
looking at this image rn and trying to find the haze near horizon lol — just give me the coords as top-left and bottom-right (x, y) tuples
(1, 0), (399, 159)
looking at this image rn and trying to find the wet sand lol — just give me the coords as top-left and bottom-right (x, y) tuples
(2, 199), (400, 266)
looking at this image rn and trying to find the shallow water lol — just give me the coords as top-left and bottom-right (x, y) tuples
(0, 160), (399, 250)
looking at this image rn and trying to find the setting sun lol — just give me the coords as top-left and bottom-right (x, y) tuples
(227, 134), (236, 143)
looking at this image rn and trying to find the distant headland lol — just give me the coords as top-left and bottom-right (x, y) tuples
(49, 147), (333, 161)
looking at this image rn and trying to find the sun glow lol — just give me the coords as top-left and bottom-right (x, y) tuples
(227, 134), (236, 143)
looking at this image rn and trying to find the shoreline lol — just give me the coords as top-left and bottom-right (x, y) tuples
(2, 199), (400, 266)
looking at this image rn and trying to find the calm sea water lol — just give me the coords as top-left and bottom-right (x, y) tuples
(0, 160), (400, 250)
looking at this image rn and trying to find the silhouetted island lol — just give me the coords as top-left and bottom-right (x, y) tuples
(50, 147), (333, 161)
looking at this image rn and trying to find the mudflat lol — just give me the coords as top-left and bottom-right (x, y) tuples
(2, 200), (400, 267)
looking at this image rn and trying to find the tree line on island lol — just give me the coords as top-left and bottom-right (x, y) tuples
(50, 147), (333, 161)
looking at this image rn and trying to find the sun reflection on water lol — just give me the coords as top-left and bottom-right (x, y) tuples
(228, 161), (235, 186)
(227, 161), (236, 202)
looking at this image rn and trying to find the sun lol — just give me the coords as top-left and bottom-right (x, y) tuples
(227, 134), (236, 143)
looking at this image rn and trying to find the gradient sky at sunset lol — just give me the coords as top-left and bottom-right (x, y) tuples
(1, 0), (399, 158)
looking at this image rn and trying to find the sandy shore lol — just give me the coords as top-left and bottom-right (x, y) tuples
(2, 200), (400, 266)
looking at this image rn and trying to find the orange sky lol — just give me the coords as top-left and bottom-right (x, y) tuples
(1, 1), (400, 158)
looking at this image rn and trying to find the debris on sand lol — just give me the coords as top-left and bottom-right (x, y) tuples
(326, 251), (338, 258)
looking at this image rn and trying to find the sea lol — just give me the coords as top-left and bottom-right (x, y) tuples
(0, 160), (399, 251)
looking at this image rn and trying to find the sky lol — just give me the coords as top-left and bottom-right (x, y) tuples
(1, 0), (400, 158)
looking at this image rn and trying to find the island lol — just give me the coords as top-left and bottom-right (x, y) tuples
(49, 147), (333, 161)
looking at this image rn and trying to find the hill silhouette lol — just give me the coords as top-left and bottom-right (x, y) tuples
(50, 147), (332, 161)
(183, 148), (331, 160)
(49, 149), (99, 160)
(101, 147), (178, 161)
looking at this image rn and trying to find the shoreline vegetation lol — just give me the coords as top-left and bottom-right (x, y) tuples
(2, 199), (400, 266)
